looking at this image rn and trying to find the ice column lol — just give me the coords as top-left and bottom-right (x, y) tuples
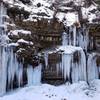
(44, 52), (48, 69)
(87, 53), (99, 82)
(62, 53), (72, 81)
(27, 64), (42, 86)
(71, 50), (87, 83)
(62, 32), (68, 46)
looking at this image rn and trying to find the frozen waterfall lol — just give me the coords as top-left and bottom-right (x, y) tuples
(57, 46), (87, 82)
(62, 26), (89, 50)
(87, 53), (99, 82)
(0, 2), (42, 96)
(43, 25), (99, 84)
(27, 64), (42, 86)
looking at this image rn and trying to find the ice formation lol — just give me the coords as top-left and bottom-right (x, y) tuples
(0, 2), (42, 96)
(43, 25), (99, 83)
(0, 0), (100, 96)
(27, 64), (42, 86)
(62, 26), (89, 50)
(87, 53), (99, 82)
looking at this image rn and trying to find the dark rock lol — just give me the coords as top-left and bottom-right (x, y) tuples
(73, 51), (80, 63)
(19, 0), (31, 4)
(96, 56), (100, 67)
(37, 3), (41, 7)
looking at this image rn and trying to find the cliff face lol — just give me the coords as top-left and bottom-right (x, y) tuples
(2, 0), (100, 67)
(4, 0), (100, 24)
(0, 0), (100, 88)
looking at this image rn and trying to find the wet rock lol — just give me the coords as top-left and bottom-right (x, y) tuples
(73, 51), (80, 63)
(37, 3), (41, 7)
(96, 56), (100, 67)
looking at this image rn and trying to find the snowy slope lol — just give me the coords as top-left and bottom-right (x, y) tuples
(0, 80), (100, 100)
(3, 0), (100, 26)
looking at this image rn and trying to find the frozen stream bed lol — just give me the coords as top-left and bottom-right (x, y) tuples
(0, 80), (100, 100)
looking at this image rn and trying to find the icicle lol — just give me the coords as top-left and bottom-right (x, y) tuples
(77, 26), (89, 51)
(62, 53), (72, 81)
(56, 62), (60, 76)
(0, 2), (8, 95)
(0, 47), (7, 95)
(16, 62), (23, 87)
(71, 62), (79, 83)
(87, 53), (99, 82)
(0, 3), (3, 25)
(0, 2), (7, 30)
(27, 64), (42, 86)
(62, 32), (68, 46)
(79, 49), (87, 81)
(8, 49), (16, 87)
(71, 50), (87, 83)
(73, 26), (76, 46)
(7, 48), (23, 89)
(69, 26), (73, 45)
(44, 52), (48, 69)
(0, 1), (43, 95)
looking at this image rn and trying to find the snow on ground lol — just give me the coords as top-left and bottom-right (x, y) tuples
(0, 80), (100, 100)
